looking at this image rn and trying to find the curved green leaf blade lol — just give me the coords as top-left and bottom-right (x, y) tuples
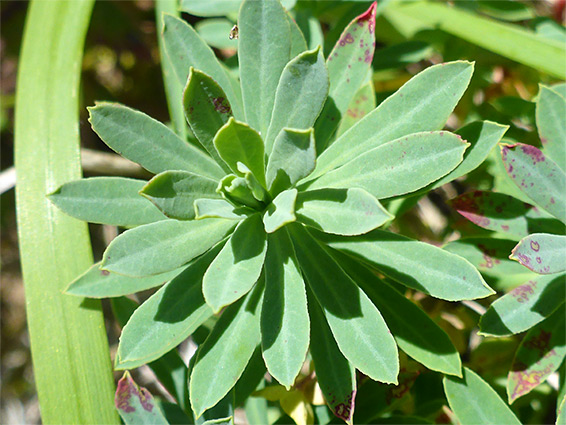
(511, 234), (566, 274)
(317, 230), (494, 301)
(195, 198), (251, 220)
(140, 170), (219, 220)
(315, 2), (377, 151)
(336, 80), (376, 138)
(162, 14), (243, 118)
(203, 214), (267, 312)
(558, 393), (566, 425)
(287, 12), (308, 58)
(48, 177), (165, 226)
(444, 367), (521, 425)
(479, 273), (566, 337)
(102, 218), (235, 276)
(265, 47), (329, 154)
(450, 191), (564, 239)
(335, 251), (461, 376)
(261, 229), (309, 390)
(309, 61), (474, 180)
(308, 132), (468, 199)
(115, 372), (168, 425)
(239, 0), (291, 135)
(296, 188), (392, 236)
(508, 305), (566, 403)
(213, 118), (266, 187)
(218, 174), (262, 210)
(66, 262), (183, 298)
(196, 19), (238, 50)
(290, 224), (399, 384)
(266, 128), (316, 196)
(263, 189), (298, 234)
(190, 282), (264, 418)
(115, 245), (219, 369)
(537, 86), (566, 172)
(501, 143), (566, 224)
(308, 289), (356, 425)
(88, 103), (223, 179)
(184, 67), (233, 170)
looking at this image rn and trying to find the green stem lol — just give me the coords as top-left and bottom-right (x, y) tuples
(14, 1), (119, 422)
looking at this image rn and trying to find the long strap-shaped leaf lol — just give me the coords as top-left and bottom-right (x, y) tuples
(14, 0), (118, 422)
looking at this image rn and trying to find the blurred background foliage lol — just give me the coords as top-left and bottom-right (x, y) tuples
(1, 0), (564, 424)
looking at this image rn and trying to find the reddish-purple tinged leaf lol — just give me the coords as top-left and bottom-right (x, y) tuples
(510, 233), (566, 274)
(507, 305), (566, 403)
(115, 371), (167, 424)
(449, 191), (562, 238)
(501, 143), (566, 224)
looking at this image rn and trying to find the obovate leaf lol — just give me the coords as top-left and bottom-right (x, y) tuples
(308, 61), (474, 181)
(88, 103), (223, 179)
(296, 188), (392, 236)
(266, 128), (316, 196)
(184, 68), (232, 170)
(203, 214), (267, 313)
(261, 229), (309, 390)
(315, 2), (377, 151)
(115, 372), (168, 425)
(537, 85), (566, 172)
(308, 290), (356, 425)
(316, 229), (494, 301)
(508, 305), (566, 403)
(190, 282), (264, 418)
(479, 273), (566, 337)
(213, 118), (266, 187)
(140, 171), (219, 220)
(511, 234), (566, 274)
(443, 367), (521, 425)
(115, 245), (219, 368)
(307, 131), (468, 199)
(48, 177), (165, 226)
(450, 191), (564, 239)
(239, 0), (291, 136)
(102, 218), (235, 276)
(289, 224), (399, 384)
(335, 251), (461, 376)
(263, 189), (298, 234)
(265, 47), (329, 154)
(501, 143), (566, 224)
(336, 80), (376, 137)
(195, 198), (251, 220)
(162, 14), (243, 119)
(65, 262), (183, 298)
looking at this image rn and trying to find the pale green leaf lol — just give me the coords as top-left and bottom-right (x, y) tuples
(115, 372), (168, 425)
(195, 198), (251, 220)
(266, 128), (316, 196)
(190, 282), (264, 418)
(88, 103), (223, 179)
(511, 234), (566, 274)
(265, 47), (329, 154)
(263, 189), (298, 233)
(537, 85), (566, 172)
(218, 174), (262, 210)
(309, 61), (474, 180)
(48, 177), (165, 226)
(196, 19), (238, 50)
(262, 229), (309, 389)
(336, 81), (376, 137)
(307, 131), (468, 199)
(287, 12), (308, 58)
(203, 214), (267, 312)
(290, 224), (399, 384)
(102, 218), (235, 276)
(180, 0), (240, 17)
(444, 367), (521, 425)
(316, 229), (495, 301)
(238, 0), (291, 136)
(140, 171), (219, 220)
(480, 273), (566, 337)
(296, 188), (392, 236)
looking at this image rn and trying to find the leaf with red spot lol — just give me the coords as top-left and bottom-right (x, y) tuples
(500, 143), (566, 224)
(336, 80), (376, 137)
(479, 273), (566, 337)
(449, 191), (564, 239)
(115, 371), (168, 425)
(314, 2), (377, 152)
(510, 233), (566, 275)
(507, 304), (566, 403)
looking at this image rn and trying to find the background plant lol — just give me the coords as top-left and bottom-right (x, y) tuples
(4, 0), (565, 424)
